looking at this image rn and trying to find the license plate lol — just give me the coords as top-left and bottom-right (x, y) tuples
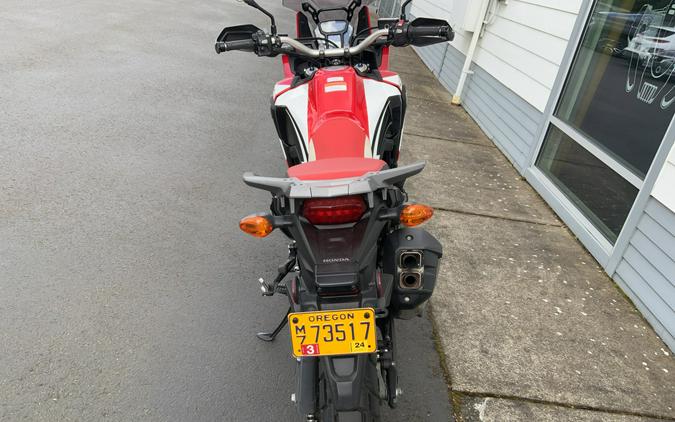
(288, 308), (377, 358)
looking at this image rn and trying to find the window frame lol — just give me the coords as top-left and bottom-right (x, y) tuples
(525, 0), (675, 271)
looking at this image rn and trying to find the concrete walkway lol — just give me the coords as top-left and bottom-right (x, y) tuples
(390, 47), (675, 421)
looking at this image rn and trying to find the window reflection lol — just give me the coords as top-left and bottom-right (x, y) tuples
(624, 6), (675, 109)
(557, 0), (675, 177)
(537, 127), (639, 243)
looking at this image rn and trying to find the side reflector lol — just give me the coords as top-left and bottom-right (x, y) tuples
(239, 215), (274, 238)
(400, 204), (434, 227)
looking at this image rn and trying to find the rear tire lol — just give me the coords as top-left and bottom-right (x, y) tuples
(317, 354), (381, 422)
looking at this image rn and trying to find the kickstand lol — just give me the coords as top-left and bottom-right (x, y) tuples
(256, 307), (291, 342)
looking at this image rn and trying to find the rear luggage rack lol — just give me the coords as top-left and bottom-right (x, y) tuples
(243, 161), (426, 198)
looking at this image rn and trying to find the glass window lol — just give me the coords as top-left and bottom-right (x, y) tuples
(556, 0), (675, 177)
(537, 0), (675, 244)
(537, 126), (639, 243)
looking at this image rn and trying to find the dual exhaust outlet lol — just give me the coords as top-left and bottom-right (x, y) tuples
(399, 251), (423, 290)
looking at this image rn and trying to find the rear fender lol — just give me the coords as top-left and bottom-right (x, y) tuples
(296, 355), (372, 414)
(322, 355), (372, 411)
(297, 355), (372, 414)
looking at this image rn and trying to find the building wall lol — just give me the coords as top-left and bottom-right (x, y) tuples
(412, 35), (543, 171)
(613, 198), (675, 348)
(384, 0), (675, 350)
(652, 143), (675, 212)
(406, 0), (584, 169)
(411, 0), (581, 111)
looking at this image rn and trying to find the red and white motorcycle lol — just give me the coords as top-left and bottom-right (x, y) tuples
(216, 1), (453, 420)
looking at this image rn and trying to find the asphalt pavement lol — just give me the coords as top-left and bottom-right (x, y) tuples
(0, 1), (452, 421)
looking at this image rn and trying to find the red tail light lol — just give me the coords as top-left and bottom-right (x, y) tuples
(302, 196), (367, 225)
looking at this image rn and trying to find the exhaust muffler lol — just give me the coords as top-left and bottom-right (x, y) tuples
(399, 251), (422, 269)
(399, 272), (422, 290)
(382, 228), (443, 315)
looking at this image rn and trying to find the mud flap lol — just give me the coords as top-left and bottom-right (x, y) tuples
(322, 355), (373, 411)
(296, 355), (372, 417)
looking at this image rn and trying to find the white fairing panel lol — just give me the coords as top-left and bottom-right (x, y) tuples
(275, 84), (310, 161)
(273, 81), (292, 97)
(382, 74), (402, 88)
(382, 75), (406, 150)
(363, 78), (402, 158)
(274, 76), (402, 161)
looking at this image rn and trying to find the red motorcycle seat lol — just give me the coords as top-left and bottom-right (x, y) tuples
(288, 158), (388, 181)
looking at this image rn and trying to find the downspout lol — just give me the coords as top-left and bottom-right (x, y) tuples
(451, 0), (492, 105)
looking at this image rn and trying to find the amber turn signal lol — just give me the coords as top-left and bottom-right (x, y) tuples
(400, 204), (434, 227)
(239, 215), (274, 238)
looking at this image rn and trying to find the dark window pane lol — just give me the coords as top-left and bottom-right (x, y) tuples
(537, 126), (639, 243)
(556, 0), (675, 176)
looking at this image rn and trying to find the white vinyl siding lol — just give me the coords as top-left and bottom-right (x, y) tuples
(613, 199), (675, 349)
(409, 0), (461, 26)
(652, 143), (675, 212)
(412, 0), (582, 111)
(460, 50), (544, 169)
(411, 33), (546, 171)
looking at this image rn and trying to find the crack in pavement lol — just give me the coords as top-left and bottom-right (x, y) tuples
(433, 206), (563, 228)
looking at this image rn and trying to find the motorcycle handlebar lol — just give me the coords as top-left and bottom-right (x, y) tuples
(215, 39), (257, 54)
(215, 24), (453, 57)
(408, 25), (453, 41)
(277, 29), (390, 59)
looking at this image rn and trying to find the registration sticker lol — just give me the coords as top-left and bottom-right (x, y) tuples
(325, 82), (348, 93)
(300, 344), (320, 355)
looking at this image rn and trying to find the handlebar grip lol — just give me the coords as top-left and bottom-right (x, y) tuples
(215, 39), (257, 54)
(408, 25), (454, 41)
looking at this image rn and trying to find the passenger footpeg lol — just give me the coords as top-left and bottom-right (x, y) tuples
(259, 277), (274, 295)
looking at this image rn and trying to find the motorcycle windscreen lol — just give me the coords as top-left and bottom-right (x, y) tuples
(282, 0), (377, 10)
(282, 0), (376, 20)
